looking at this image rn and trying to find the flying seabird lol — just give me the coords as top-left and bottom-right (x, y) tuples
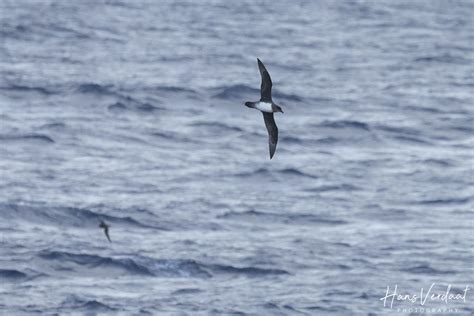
(245, 58), (284, 159)
(99, 220), (111, 243)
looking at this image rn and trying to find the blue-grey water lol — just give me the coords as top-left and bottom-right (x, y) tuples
(0, 1), (473, 315)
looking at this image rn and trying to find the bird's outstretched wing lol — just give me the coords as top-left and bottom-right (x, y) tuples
(104, 227), (111, 242)
(100, 221), (111, 243)
(257, 58), (272, 102)
(262, 112), (278, 159)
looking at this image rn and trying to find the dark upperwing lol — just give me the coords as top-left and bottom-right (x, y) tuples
(257, 58), (272, 102)
(262, 112), (278, 159)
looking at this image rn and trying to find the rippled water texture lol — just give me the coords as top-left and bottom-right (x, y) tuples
(0, 0), (473, 315)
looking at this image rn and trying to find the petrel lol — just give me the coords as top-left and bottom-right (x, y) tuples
(99, 220), (111, 243)
(245, 58), (284, 159)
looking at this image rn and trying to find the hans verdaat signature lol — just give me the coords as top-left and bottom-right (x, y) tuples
(380, 283), (470, 309)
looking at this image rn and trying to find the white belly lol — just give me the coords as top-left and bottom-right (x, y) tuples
(255, 102), (273, 113)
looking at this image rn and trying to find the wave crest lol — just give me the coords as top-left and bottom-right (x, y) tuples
(218, 210), (347, 226)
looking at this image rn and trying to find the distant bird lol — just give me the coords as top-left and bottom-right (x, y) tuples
(245, 58), (284, 159)
(99, 220), (111, 243)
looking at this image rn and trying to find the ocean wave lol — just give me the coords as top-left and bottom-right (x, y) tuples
(315, 136), (341, 144)
(372, 123), (429, 144)
(150, 131), (196, 144)
(419, 159), (454, 167)
(234, 168), (272, 178)
(207, 264), (289, 276)
(171, 288), (204, 295)
(39, 251), (155, 276)
(38, 251), (290, 279)
(107, 101), (164, 113)
(218, 210), (347, 226)
(449, 124), (474, 133)
(262, 302), (303, 314)
(38, 250), (289, 278)
(305, 305), (351, 313)
(272, 91), (303, 102)
(416, 197), (470, 205)
(212, 84), (259, 99)
(61, 295), (117, 312)
(0, 84), (54, 95)
(392, 135), (431, 145)
(414, 54), (469, 64)
(280, 135), (305, 144)
(403, 105), (443, 114)
(39, 251), (212, 278)
(107, 102), (127, 111)
(279, 168), (318, 179)
(76, 83), (114, 95)
(375, 124), (421, 136)
(318, 120), (370, 131)
(136, 102), (164, 112)
(0, 269), (28, 280)
(378, 208), (410, 221)
(0, 23), (28, 39)
(235, 167), (318, 179)
(0, 203), (162, 230)
(332, 242), (352, 248)
(154, 85), (197, 95)
(38, 122), (67, 130)
(190, 121), (243, 133)
(304, 184), (360, 192)
(401, 264), (455, 275)
(140, 257), (211, 278)
(0, 134), (55, 144)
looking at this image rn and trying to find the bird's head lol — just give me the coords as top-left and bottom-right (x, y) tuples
(275, 105), (284, 113)
(244, 102), (253, 108)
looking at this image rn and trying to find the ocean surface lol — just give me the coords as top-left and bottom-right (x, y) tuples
(0, 0), (473, 315)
